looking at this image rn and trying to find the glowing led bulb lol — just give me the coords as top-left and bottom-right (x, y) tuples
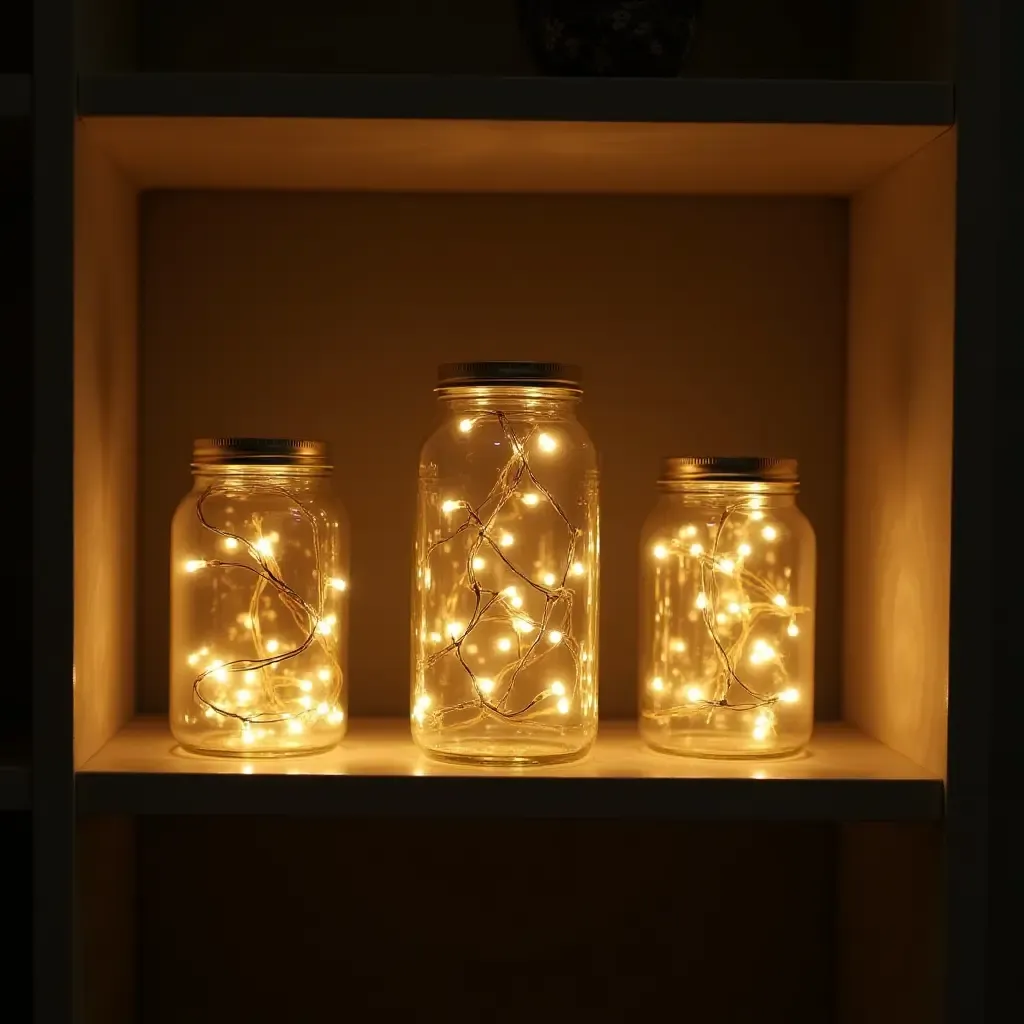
(752, 711), (773, 742)
(287, 719), (304, 735)
(234, 689), (251, 706)
(787, 621), (800, 637)
(428, 631), (442, 644)
(762, 525), (778, 541)
(521, 492), (540, 507)
(689, 543), (704, 557)
(241, 727), (255, 745)
(497, 637), (512, 652)
(695, 592), (708, 610)
(503, 586), (524, 609)
(727, 602), (741, 615)
(209, 660), (228, 683)
(650, 677), (665, 693)
(542, 572), (557, 587)
(718, 558), (735, 574)
(317, 668), (331, 682)
(299, 695), (313, 710)
(556, 697), (570, 714)
(441, 499), (460, 515)
(243, 670), (257, 684)
(749, 639), (775, 665)
(458, 418), (474, 433)
(265, 638), (280, 653)
(499, 532), (515, 548)
(329, 577), (348, 592)
(513, 617), (534, 634)
(716, 612), (728, 625)
(750, 510), (765, 521)
(415, 695), (432, 713)
(684, 525), (698, 538)
(550, 680), (566, 697)
(184, 559), (206, 573)
(223, 537), (239, 551)
(778, 687), (800, 704)
(671, 639), (686, 653)
(299, 679), (313, 692)
(653, 544), (668, 560)
(548, 630), (562, 645)
(738, 543), (752, 557)
(472, 556), (486, 571)
(538, 433), (557, 452)
(571, 561), (585, 576)
(187, 652), (200, 667)
(446, 621), (464, 639)
(316, 701), (330, 716)
(773, 593), (788, 608)
(685, 685), (704, 703)
(327, 709), (345, 726)
(477, 678), (495, 695)
(254, 537), (273, 556)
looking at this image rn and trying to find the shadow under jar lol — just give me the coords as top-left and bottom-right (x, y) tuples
(170, 438), (350, 756)
(639, 458), (816, 758)
(412, 362), (600, 766)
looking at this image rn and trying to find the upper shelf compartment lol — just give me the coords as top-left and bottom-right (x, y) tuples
(77, 75), (952, 195)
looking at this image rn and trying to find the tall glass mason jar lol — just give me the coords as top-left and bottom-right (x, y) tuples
(639, 457), (815, 757)
(412, 362), (600, 765)
(170, 438), (349, 756)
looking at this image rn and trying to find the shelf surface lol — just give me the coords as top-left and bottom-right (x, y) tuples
(0, 73), (30, 118)
(77, 74), (952, 195)
(77, 718), (943, 820)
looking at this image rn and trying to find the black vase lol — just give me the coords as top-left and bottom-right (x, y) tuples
(517, 0), (702, 77)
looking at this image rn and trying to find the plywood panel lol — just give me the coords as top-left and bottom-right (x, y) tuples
(84, 115), (946, 196)
(844, 129), (955, 776)
(138, 192), (847, 720)
(137, 818), (836, 1022)
(74, 127), (138, 766)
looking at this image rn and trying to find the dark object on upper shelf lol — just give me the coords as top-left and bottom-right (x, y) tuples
(518, 0), (701, 78)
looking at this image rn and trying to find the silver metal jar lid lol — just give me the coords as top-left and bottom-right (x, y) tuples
(659, 457), (799, 485)
(192, 438), (331, 469)
(436, 361), (583, 392)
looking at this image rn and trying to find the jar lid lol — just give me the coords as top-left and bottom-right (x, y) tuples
(659, 457), (798, 484)
(192, 438), (331, 468)
(436, 361), (583, 391)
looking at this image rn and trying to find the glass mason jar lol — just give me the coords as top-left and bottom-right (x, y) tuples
(412, 362), (600, 765)
(639, 457), (816, 757)
(170, 438), (350, 756)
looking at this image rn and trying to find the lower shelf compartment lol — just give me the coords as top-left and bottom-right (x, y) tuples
(76, 717), (942, 820)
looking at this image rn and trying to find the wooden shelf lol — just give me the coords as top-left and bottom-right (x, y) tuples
(77, 73), (952, 195)
(0, 73), (30, 117)
(76, 717), (942, 821)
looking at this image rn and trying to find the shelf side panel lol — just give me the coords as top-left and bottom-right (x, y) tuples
(844, 129), (955, 777)
(74, 123), (138, 766)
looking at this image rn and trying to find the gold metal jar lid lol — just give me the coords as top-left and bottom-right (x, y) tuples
(659, 457), (799, 485)
(436, 361), (583, 392)
(192, 438), (331, 469)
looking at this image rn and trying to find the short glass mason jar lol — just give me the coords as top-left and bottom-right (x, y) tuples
(412, 362), (600, 765)
(639, 457), (816, 757)
(170, 438), (349, 756)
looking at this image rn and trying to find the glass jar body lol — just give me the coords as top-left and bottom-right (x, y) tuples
(639, 486), (815, 757)
(412, 390), (600, 765)
(170, 468), (350, 756)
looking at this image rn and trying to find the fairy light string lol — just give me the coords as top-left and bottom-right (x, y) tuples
(187, 481), (343, 729)
(416, 410), (585, 731)
(649, 497), (808, 731)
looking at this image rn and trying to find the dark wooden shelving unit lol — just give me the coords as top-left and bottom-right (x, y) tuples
(25, 1), (1010, 1021)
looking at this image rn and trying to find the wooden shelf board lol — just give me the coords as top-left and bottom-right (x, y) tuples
(76, 717), (942, 821)
(77, 74), (951, 195)
(0, 73), (30, 118)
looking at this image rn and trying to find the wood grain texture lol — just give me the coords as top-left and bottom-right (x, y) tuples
(83, 114), (946, 195)
(74, 126), (138, 767)
(843, 129), (955, 778)
(136, 191), (847, 721)
(135, 816), (836, 1022)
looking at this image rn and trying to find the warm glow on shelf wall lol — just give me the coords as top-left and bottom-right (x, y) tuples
(170, 438), (350, 756)
(639, 457), (816, 758)
(411, 362), (599, 767)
